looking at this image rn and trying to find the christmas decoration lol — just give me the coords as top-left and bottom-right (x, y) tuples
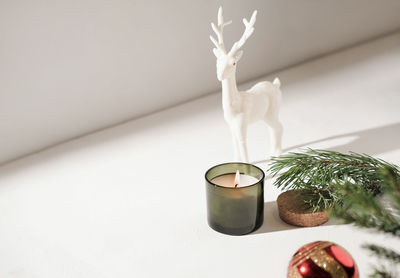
(277, 190), (328, 227)
(269, 149), (400, 277)
(210, 7), (283, 162)
(287, 241), (358, 278)
(268, 149), (395, 212)
(332, 167), (400, 278)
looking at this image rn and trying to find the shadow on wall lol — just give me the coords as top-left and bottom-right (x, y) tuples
(0, 95), (217, 178)
(267, 31), (400, 89)
(0, 33), (399, 176)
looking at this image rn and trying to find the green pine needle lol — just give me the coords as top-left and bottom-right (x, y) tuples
(369, 268), (396, 278)
(331, 167), (400, 277)
(363, 244), (400, 264)
(268, 149), (400, 277)
(331, 167), (400, 236)
(268, 149), (399, 211)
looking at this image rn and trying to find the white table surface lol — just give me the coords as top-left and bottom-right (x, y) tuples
(1, 32), (400, 278)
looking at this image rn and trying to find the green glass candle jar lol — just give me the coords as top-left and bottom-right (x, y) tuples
(205, 162), (264, 235)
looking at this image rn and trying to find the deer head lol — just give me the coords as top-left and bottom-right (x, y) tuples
(210, 7), (257, 81)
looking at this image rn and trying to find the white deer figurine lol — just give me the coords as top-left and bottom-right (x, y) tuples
(210, 7), (283, 162)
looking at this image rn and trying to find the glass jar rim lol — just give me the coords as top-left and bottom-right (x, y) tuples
(205, 162), (265, 189)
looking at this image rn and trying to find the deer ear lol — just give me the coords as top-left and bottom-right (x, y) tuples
(234, 50), (243, 62)
(213, 48), (223, 58)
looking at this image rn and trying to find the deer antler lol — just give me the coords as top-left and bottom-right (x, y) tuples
(228, 10), (257, 56)
(210, 7), (232, 54)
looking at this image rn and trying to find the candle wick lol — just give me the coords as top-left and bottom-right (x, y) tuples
(234, 183), (238, 188)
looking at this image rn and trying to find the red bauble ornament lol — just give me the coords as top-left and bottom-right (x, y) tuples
(287, 241), (359, 278)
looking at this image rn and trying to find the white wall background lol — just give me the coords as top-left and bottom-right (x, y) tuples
(1, 0), (400, 164)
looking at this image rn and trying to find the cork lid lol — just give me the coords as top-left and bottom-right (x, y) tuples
(277, 190), (329, 227)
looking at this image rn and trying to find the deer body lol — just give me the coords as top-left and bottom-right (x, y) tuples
(211, 7), (283, 162)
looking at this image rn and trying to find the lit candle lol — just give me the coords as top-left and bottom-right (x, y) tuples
(205, 163), (264, 235)
(211, 170), (259, 188)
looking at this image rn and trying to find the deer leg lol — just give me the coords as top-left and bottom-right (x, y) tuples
(230, 126), (240, 161)
(264, 115), (283, 157)
(234, 120), (248, 162)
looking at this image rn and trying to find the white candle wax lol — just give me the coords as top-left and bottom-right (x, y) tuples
(211, 173), (259, 188)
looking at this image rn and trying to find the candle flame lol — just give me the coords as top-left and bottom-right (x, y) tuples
(234, 170), (240, 187)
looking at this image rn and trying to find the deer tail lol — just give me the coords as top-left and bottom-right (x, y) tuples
(273, 77), (281, 88)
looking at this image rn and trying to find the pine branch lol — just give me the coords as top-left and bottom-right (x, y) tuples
(268, 149), (400, 277)
(268, 149), (399, 211)
(331, 167), (400, 278)
(331, 167), (400, 236)
(363, 244), (400, 264)
(369, 268), (396, 278)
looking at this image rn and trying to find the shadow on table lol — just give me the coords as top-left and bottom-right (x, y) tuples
(251, 201), (341, 235)
(251, 123), (400, 234)
(252, 122), (400, 165)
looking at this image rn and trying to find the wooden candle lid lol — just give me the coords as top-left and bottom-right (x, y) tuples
(277, 190), (329, 227)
